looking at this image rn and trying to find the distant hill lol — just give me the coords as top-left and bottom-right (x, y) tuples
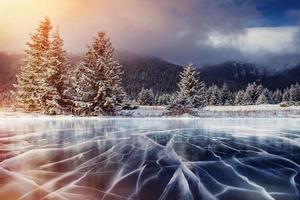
(262, 64), (300, 89)
(0, 51), (299, 97)
(118, 52), (182, 97)
(200, 62), (268, 91)
(259, 54), (300, 74)
(0, 52), (23, 93)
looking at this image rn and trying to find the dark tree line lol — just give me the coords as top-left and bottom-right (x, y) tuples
(137, 64), (300, 110)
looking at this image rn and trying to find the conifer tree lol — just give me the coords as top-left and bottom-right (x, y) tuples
(272, 89), (282, 104)
(205, 86), (213, 105)
(256, 84), (264, 98)
(157, 94), (172, 106)
(220, 83), (233, 105)
(256, 89), (273, 105)
(282, 89), (290, 102)
(74, 32), (125, 116)
(289, 83), (300, 102)
(167, 64), (205, 115)
(13, 17), (52, 112)
(42, 28), (70, 115)
(209, 85), (221, 106)
(176, 64), (206, 108)
(242, 83), (258, 105)
(235, 90), (245, 105)
(137, 88), (155, 105)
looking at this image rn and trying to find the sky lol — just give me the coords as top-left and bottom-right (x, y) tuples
(0, 0), (300, 65)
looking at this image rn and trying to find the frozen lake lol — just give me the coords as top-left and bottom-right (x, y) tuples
(0, 117), (299, 200)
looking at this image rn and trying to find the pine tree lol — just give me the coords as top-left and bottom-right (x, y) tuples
(289, 83), (300, 102)
(209, 85), (221, 106)
(137, 88), (155, 105)
(235, 90), (244, 105)
(220, 83), (233, 105)
(282, 89), (290, 102)
(176, 64), (206, 108)
(272, 89), (282, 104)
(242, 83), (259, 105)
(74, 32), (125, 116)
(205, 86), (213, 105)
(167, 64), (205, 115)
(256, 84), (264, 98)
(42, 27), (70, 115)
(13, 17), (52, 112)
(156, 94), (172, 106)
(102, 36), (126, 108)
(256, 89), (273, 105)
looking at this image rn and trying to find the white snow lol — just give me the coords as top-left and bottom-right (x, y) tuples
(0, 104), (300, 118)
(203, 104), (300, 112)
(200, 104), (300, 118)
(119, 106), (166, 117)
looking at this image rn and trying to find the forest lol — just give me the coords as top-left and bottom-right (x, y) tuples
(1, 17), (300, 116)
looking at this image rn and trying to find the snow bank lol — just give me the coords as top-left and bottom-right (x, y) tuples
(200, 104), (300, 117)
(119, 106), (166, 117)
(0, 105), (300, 118)
(203, 104), (300, 112)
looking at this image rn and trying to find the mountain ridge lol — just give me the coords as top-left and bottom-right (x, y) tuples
(0, 51), (299, 97)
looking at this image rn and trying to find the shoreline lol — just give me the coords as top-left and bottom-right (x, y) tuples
(0, 104), (300, 118)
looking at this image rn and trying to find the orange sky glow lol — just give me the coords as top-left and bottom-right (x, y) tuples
(1, 0), (299, 65)
(0, 0), (169, 53)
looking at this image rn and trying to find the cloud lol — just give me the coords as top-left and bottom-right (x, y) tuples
(0, 0), (299, 65)
(206, 27), (298, 54)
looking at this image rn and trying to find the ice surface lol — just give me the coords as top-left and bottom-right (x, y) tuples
(0, 117), (299, 200)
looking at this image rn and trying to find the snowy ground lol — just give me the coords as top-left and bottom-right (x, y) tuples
(119, 106), (166, 117)
(0, 105), (300, 118)
(200, 104), (300, 117)
(204, 104), (300, 112)
(121, 105), (300, 118)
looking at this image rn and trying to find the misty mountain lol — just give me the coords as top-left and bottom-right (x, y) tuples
(0, 51), (299, 97)
(262, 64), (300, 89)
(117, 51), (182, 97)
(259, 54), (300, 74)
(0, 52), (22, 93)
(200, 62), (268, 91)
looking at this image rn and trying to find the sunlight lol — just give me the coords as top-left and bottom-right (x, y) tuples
(0, 0), (85, 52)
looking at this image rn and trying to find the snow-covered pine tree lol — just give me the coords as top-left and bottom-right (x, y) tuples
(63, 65), (81, 114)
(167, 64), (205, 115)
(256, 84), (264, 98)
(13, 17), (52, 112)
(282, 89), (290, 102)
(272, 89), (283, 104)
(157, 94), (172, 106)
(205, 86), (213, 105)
(235, 90), (245, 105)
(241, 92), (252, 105)
(74, 32), (126, 116)
(242, 83), (258, 105)
(209, 85), (221, 106)
(176, 63), (206, 108)
(289, 83), (300, 102)
(137, 88), (155, 106)
(256, 93), (268, 105)
(73, 45), (99, 115)
(220, 83), (233, 105)
(101, 35), (126, 108)
(256, 89), (273, 105)
(42, 27), (70, 115)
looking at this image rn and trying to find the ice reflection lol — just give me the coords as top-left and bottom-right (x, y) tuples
(0, 118), (299, 200)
